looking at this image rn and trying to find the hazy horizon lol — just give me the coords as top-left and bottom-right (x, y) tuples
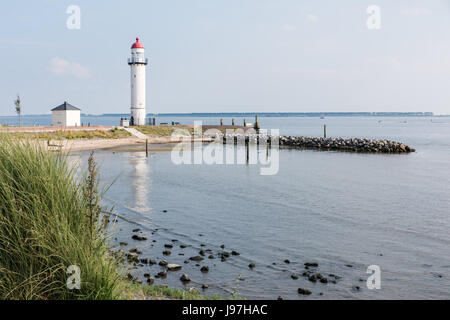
(1, 111), (442, 117)
(1, 1), (450, 116)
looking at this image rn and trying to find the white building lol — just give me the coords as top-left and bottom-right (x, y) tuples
(128, 37), (148, 126)
(51, 101), (81, 127)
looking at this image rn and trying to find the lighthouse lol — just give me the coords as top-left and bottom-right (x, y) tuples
(128, 37), (148, 126)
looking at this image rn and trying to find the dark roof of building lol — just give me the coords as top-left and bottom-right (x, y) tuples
(51, 101), (81, 111)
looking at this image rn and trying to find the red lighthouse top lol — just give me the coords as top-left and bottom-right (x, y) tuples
(131, 37), (144, 49)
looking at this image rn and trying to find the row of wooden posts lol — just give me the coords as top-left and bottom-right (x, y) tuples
(220, 115), (260, 131)
(218, 116), (327, 138)
(144, 132), (270, 163)
(143, 120), (328, 159)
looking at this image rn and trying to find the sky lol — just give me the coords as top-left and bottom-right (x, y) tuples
(0, 0), (450, 115)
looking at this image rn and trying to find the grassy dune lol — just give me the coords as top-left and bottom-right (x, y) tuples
(0, 137), (215, 300)
(0, 128), (131, 141)
(135, 125), (195, 137)
(0, 137), (125, 299)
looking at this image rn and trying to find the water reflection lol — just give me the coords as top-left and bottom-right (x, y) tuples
(128, 154), (151, 213)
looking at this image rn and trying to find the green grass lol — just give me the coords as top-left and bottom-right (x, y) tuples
(123, 283), (241, 300)
(135, 125), (193, 137)
(0, 137), (125, 299)
(0, 137), (224, 300)
(122, 283), (221, 300)
(0, 129), (131, 141)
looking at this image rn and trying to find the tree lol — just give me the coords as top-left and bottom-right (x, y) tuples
(14, 94), (21, 127)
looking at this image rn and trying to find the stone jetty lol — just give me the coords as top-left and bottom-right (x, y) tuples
(278, 136), (415, 153)
(207, 132), (415, 154)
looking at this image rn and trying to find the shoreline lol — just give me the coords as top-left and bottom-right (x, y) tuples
(1, 125), (416, 154)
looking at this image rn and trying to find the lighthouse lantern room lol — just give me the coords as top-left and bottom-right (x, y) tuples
(128, 37), (148, 126)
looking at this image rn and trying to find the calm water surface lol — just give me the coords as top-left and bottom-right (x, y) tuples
(63, 116), (450, 299)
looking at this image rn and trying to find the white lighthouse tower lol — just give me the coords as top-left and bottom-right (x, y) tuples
(128, 37), (148, 126)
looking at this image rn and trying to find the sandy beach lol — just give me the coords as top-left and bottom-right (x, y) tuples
(44, 136), (211, 152)
(0, 125), (212, 152)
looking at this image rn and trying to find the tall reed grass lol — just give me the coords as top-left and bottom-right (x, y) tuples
(0, 137), (124, 299)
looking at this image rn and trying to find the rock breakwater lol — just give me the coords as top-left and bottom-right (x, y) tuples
(279, 136), (415, 153)
(209, 132), (415, 153)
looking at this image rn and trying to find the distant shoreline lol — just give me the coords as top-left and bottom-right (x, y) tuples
(2, 112), (445, 118)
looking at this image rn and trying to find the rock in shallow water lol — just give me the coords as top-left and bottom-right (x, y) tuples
(132, 235), (147, 241)
(190, 256), (204, 262)
(200, 266), (209, 273)
(167, 264), (182, 271)
(304, 262), (318, 267)
(180, 274), (191, 282)
(189, 287), (200, 294)
(320, 277), (328, 284)
(159, 260), (168, 267)
(298, 288), (312, 295)
(157, 270), (167, 278)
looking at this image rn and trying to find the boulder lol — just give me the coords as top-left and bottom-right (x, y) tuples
(189, 287), (200, 294)
(298, 288), (312, 295)
(159, 260), (168, 267)
(180, 274), (191, 282)
(200, 266), (209, 273)
(304, 262), (318, 267)
(167, 264), (182, 271)
(190, 256), (204, 262)
(132, 235), (147, 241)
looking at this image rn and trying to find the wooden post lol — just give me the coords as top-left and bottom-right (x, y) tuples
(254, 115), (260, 133)
(146, 139), (148, 157)
(243, 119), (246, 127)
(246, 138), (249, 164)
(220, 118), (223, 126)
(232, 118), (235, 126)
(323, 125), (327, 138)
